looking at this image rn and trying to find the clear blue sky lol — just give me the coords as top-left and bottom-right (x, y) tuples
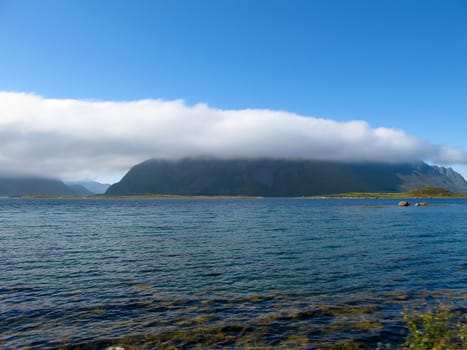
(1, 0), (467, 179)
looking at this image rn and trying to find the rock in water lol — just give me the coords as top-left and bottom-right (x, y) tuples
(398, 201), (410, 207)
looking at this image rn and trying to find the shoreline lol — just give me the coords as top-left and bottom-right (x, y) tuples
(14, 194), (467, 200)
(8, 186), (467, 200)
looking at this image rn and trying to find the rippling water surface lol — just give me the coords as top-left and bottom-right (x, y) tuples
(1, 198), (466, 349)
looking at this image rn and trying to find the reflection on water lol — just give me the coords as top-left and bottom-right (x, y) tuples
(0, 198), (466, 349)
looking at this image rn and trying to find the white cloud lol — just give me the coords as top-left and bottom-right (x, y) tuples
(1, 91), (466, 182)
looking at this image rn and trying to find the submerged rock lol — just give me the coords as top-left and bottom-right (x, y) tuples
(415, 202), (429, 207)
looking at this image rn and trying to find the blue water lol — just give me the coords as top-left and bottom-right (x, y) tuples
(1, 198), (466, 349)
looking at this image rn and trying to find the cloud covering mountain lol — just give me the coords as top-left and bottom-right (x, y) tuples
(1, 91), (466, 182)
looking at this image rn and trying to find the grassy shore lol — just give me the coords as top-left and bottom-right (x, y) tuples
(310, 187), (467, 199)
(17, 187), (467, 199)
(21, 193), (264, 199)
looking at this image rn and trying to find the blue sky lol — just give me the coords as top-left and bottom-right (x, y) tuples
(0, 0), (466, 182)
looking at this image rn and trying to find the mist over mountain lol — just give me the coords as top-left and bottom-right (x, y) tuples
(2, 92), (467, 182)
(106, 158), (467, 196)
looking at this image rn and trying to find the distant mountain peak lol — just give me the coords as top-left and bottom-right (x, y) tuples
(65, 181), (110, 194)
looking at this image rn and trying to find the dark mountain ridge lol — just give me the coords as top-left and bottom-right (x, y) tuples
(106, 158), (467, 196)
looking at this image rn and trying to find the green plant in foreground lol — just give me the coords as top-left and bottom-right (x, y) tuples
(402, 301), (466, 350)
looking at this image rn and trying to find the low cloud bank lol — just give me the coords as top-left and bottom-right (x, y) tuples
(1, 92), (466, 181)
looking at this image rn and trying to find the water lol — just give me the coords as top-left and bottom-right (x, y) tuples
(1, 198), (466, 349)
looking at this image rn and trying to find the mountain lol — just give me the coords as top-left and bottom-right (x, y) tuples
(0, 177), (76, 196)
(397, 164), (467, 192)
(66, 184), (94, 196)
(106, 158), (467, 196)
(66, 181), (110, 194)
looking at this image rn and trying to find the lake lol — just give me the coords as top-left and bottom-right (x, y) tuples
(1, 198), (466, 349)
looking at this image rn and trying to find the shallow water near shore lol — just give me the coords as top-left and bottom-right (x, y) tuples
(1, 198), (466, 349)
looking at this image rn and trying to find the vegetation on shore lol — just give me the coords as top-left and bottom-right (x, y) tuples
(91, 194), (263, 199)
(314, 187), (467, 199)
(402, 298), (466, 349)
(21, 194), (263, 199)
(16, 186), (467, 199)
